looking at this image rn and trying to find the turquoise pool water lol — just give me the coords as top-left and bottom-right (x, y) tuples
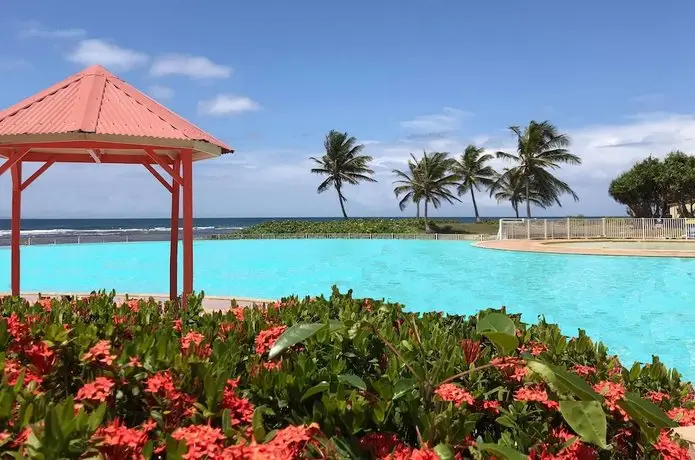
(1, 240), (694, 380)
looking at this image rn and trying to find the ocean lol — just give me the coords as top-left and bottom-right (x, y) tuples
(0, 217), (484, 246)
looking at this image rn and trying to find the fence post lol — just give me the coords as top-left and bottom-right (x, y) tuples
(543, 219), (547, 239)
(602, 217), (606, 238)
(642, 218), (646, 240)
(566, 218), (571, 239)
(126, 235), (129, 243)
(526, 219), (531, 239)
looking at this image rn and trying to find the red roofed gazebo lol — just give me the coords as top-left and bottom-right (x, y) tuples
(0, 64), (233, 300)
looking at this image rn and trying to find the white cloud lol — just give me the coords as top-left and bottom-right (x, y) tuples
(147, 85), (174, 100)
(400, 107), (470, 135)
(18, 21), (86, 39)
(198, 94), (260, 116)
(67, 39), (149, 71)
(150, 54), (231, 79)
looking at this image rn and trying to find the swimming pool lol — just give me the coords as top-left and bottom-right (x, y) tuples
(1, 239), (694, 379)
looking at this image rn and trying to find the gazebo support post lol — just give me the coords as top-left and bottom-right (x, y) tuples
(10, 161), (22, 296)
(170, 158), (181, 300)
(182, 149), (194, 304)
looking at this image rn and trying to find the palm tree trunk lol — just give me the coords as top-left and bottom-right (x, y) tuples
(513, 201), (519, 218)
(424, 200), (430, 232)
(470, 188), (480, 222)
(416, 201), (420, 219)
(337, 187), (348, 219)
(525, 177), (531, 218)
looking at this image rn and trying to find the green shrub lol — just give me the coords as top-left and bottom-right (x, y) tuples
(230, 218), (460, 236)
(0, 288), (690, 459)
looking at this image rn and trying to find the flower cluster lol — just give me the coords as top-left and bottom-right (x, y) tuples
(254, 325), (287, 355)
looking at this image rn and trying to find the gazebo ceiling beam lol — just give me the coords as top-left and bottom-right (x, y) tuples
(20, 161), (54, 191)
(19, 153), (175, 165)
(143, 148), (183, 185)
(142, 163), (174, 193)
(0, 148), (31, 177)
(88, 149), (102, 163)
(0, 140), (183, 151)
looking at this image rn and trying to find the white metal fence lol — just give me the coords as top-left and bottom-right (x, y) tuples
(498, 218), (695, 240)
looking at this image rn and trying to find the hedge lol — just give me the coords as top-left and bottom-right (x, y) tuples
(0, 288), (691, 459)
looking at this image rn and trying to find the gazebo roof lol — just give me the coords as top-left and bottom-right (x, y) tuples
(0, 64), (233, 160)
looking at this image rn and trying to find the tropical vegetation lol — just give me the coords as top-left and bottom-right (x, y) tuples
(0, 289), (691, 459)
(222, 218), (498, 237)
(313, 122), (582, 222)
(494, 121), (581, 218)
(392, 151), (460, 232)
(609, 151), (695, 217)
(311, 130), (377, 219)
(451, 145), (496, 222)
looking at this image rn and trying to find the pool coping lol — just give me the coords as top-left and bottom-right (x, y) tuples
(475, 239), (695, 258)
(0, 292), (273, 312)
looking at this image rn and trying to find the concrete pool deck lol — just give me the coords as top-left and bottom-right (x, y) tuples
(475, 239), (695, 257)
(2, 292), (273, 312)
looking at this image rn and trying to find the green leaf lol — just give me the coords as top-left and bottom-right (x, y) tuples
(559, 400), (608, 448)
(620, 393), (677, 428)
(252, 407), (266, 443)
(477, 443), (527, 460)
(337, 374), (367, 391)
(269, 323), (326, 359)
(526, 360), (601, 402)
(483, 331), (518, 355)
(301, 381), (330, 402)
(87, 404), (107, 434)
(393, 379), (418, 400)
(433, 444), (455, 460)
(477, 313), (516, 336)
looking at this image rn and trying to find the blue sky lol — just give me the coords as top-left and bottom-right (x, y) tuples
(2, 1), (695, 218)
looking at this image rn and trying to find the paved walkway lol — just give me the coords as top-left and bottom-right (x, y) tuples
(2, 292), (272, 312)
(475, 239), (695, 258)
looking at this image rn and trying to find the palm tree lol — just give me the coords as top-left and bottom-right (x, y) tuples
(451, 145), (496, 222)
(393, 151), (459, 232)
(489, 168), (555, 218)
(310, 130), (376, 219)
(496, 121), (581, 217)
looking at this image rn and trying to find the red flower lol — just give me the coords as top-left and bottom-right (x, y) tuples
(38, 298), (52, 312)
(93, 419), (149, 460)
(231, 307), (246, 322)
(4, 359), (42, 387)
(7, 313), (30, 344)
(82, 340), (116, 366)
(490, 356), (523, 370)
(127, 356), (142, 368)
(668, 407), (695, 426)
(180, 332), (211, 358)
(646, 390), (671, 404)
(571, 364), (596, 377)
(171, 425), (226, 460)
(25, 340), (56, 375)
(359, 433), (403, 458)
(173, 319), (183, 332)
(126, 299), (140, 313)
(514, 385), (559, 410)
(592, 381), (628, 421)
(481, 400), (501, 414)
(459, 339), (481, 365)
(653, 430), (690, 460)
(222, 379), (254, 427)
(254, 326), (287, 355)
(76, 377), (115, 403)
(434, 383), (475, 407)
(145, 371), (177, 399)
(411, 444), (440, 460)
(519, 340), (547, 356)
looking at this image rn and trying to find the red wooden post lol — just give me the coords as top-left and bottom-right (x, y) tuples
(170, 157), (181, 300)
(10, 161), (22, 296)
(182, 150), (194, 302)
